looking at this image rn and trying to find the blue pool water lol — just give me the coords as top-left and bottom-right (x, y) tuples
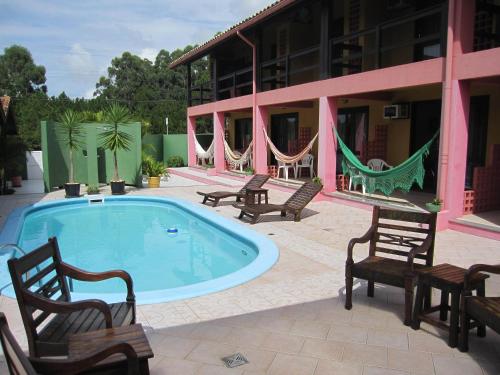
(0, 197), (279, 304)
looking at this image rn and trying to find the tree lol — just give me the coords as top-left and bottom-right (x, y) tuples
(0, 45), (47, 97)
(57, 109), (84, 183)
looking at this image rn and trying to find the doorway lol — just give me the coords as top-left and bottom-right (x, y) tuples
(234, 118), (252, 152)
(410, 100), (441, 193)
(270, 113), (299, 165)
(337, 107), (369, 162)
(466, 96), (489, 189)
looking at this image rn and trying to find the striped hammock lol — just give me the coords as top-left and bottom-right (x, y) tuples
(194, 135), (214, 165)
(263, 128), (318, 164)
(224, 140), (253, 171)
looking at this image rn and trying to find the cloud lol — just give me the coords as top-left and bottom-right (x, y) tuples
(63, 44), (95, 77)
(138, 48), (158, 62)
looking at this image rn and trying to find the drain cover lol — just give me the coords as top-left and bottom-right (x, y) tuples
(221, 353), (249, 368)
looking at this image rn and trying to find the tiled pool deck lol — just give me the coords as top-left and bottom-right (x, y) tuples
(0, 172), (499, 375)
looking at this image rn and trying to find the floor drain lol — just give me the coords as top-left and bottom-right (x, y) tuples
(221, 353), (249, 368)
(268, 233), (275, 236)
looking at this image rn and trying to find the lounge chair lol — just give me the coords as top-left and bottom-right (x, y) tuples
(197, 174), (270, 207)
(8, 237), (136, 357)
(0, 312), (140, 375)
(233, 181), (322, 223)
(460, 263), (500, 352)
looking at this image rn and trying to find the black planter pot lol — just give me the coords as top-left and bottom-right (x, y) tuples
(110, 180), (125, 195)
(64, 183), (80, 198)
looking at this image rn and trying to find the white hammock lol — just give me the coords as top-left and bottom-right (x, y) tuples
(263, 128), (318, 164)
(194, 135), (214, 165)
(224, 140), (253, 171)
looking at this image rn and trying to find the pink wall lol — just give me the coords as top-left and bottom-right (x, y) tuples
(254, 105), (268, 174)
(187, 116), (196, 166)
(318, 97), (338, 192)
(213, 112), (225, 172)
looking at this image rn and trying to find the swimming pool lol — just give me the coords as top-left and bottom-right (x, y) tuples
(0, 196), (279, 304)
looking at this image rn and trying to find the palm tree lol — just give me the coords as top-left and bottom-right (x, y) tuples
(100, 104), (132, 182)
(58, 109), (84, 184)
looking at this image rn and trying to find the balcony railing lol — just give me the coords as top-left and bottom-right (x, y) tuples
(260, 45), (320, 91)
(217, 66), (253, 100)
(189, 83), (212, 106)
(187, 4), (447, 106)
(330, 4), (446, 77)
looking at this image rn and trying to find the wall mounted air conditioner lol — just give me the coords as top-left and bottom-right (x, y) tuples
(383, 103), (410, 120)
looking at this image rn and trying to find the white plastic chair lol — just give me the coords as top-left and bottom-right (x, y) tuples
(295, 154), (315, 178)
(277, 160), (295, 180)
(367, 158), (392, 171)
(346, 163), (366, 195)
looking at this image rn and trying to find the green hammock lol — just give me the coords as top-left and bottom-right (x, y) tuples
(335, 128), (439, 196)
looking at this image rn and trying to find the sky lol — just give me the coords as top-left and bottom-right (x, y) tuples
(0, 0), (272, 98)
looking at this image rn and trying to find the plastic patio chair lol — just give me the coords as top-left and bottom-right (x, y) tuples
(367, 158), (392, 171)
(295, 154), (315, 178)
(277, 160), (295, 180)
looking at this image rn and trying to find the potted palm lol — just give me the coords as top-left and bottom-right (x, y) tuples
(143, 157), (167, 188)
(100, 104), (132, 195)
(58, 109), (84, 197)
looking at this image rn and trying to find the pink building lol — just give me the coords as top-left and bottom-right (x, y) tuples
(171, 0), (500, 239)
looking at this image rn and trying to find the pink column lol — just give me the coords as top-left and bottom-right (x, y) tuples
(445, 80), (471, 217)
(437, 0), (474, 219)
(254, 105), (268, 174)
(318, 96), (338, 192)
(213, 111), (225, 172)
(187, 115), (196, 166)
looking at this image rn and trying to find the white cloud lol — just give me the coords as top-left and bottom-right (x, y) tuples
(83, 87), (96, 99)
(138, 48), (158, 62)
(63, 44), (95, 77)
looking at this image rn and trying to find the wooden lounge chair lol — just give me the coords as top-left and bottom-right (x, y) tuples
(0, 312), (140, 375)
(8, 237), (136, 357)
(345, 206), (437, 325)
(460, 263), (500, 352)
(197, 174), (270, 207)
(233, 181), (322, 224)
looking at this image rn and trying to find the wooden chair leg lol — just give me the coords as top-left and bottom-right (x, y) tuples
(459, 309), (470, 352)
(412, 282), (425, 330)
(345, 263), (353, 310)
(294, 211), (301, 222)
(252, 214), (259, 224)
(423, 286), (432, 310)
(238, 210), (244, 219)
(449, 291), (460, 348)
(404, 278), (414, 326)
(476, 281), (486, 337)
(280, 210), (286, 217)
(202, 196), (208, 204)
(367, 281), (374, 297)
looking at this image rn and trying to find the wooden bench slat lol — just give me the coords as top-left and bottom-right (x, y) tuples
(23, 263), (56, 289)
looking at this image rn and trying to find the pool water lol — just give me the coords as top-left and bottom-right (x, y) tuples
(19, 201), (257, 294)
(1, 196), (278, 304)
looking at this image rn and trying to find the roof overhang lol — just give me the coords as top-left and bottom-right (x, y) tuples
(169, 0), (296, 69)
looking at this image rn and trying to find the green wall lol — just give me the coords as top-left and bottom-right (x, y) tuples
(41, 121), (142, 192)
(163, 134), (188, 166)
(142, 134), (163, 161)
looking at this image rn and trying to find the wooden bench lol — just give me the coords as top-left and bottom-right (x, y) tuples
(345, 206), (437, 325)
(8, 237), (136, 357)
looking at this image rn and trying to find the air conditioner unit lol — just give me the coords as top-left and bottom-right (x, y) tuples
(383, 104), (410, 120)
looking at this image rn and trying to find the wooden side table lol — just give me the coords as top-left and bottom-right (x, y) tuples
(245, 187), (268, 205)
(69, 324), (154, 374)
(412, 263), (488, 348)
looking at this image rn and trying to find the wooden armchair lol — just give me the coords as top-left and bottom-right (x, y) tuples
(0, 312), (140, 375)
(345, 206), (437, 325)
(8, 237), (136, 357)
(459, 264), (500, 352)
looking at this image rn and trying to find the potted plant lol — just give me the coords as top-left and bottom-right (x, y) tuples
(144, 158), (167, 188)
(312, 176), (323, 186)
(58, 109), (84, 197)
(426, 197), (442, 213)
(87, 185), (100, 195)
(100, 104), (133, 195)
